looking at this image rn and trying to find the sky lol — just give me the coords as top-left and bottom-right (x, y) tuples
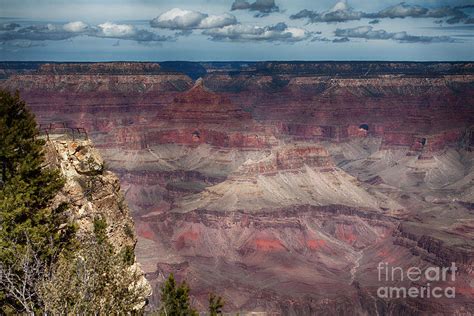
(0, 0), (473, 61)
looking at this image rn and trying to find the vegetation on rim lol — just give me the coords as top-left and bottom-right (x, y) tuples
(0, 90), (225, 315)
(0, 90), (148, 314)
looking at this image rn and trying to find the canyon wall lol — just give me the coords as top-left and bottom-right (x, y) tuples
(1, 62), (473, 315)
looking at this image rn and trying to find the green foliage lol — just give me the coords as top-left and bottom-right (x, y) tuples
(93, 216), (108, 244)
(124, 223), (134, 238)
(84, 156), (105, 176)
(0, 90), (74, 313)
(209, 293), (224, 316)
(159, 273), (198, 316)
(121, 245), (135, 265)
(39, 234), (149, 315)
(78, 176), (102, 201)
(0, 90), (149, 314)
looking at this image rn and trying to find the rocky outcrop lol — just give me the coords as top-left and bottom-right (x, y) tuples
(394, 223), (474, 273)
(43, 136), (152, 307)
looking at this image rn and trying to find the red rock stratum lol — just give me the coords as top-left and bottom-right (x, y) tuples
(1, 61), (473, 315)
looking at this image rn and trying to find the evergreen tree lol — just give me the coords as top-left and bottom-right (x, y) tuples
(159, 274), (198, 316)
(0, 90), (74, 313)
(209, 293), (224, 316)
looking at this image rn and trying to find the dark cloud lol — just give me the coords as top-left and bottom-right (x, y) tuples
(291, 1), (473, 25)
(0, 23), (20, 31)
(231, 0), (279, 15)
(454, 5), (474, 10)
(311, 36), (331, 42)
(175, 30), (193, 37)
(0, 21), (171, 44)
(202, 22), (308, 42)
(335, 26), (392, 40)
(334, 26), (455, 43)
(426, 24), (474, 31)
(370, 3), (428, 19)
(0, 24), (79, 41)
(333, 37), (350, 43)
(0, 39), (47, 49)
(367, 3), (470, 24)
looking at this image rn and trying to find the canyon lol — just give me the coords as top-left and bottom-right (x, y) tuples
(1, 61), (473, 315)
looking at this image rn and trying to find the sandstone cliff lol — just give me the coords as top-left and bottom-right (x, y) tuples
(42, 134), (152, 308)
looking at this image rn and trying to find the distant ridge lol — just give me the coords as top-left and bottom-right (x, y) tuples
(1, 61), (473, 80)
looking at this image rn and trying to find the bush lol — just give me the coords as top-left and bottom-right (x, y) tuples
(38, 234), (149, 314)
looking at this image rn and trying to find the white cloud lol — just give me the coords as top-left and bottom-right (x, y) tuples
(63, 21), (89, 33)
(198, 13), (237, 29)
(98, 22), (136, 37)
(203, 22), (309, 42)
(150, 8), (237, 30)
(152, 8), (206, 29)
(95, 22), (170, 42)
(329, 0), (349, 13)
(286, 27), (307, 40)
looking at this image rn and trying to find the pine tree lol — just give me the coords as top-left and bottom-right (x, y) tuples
(209, 293), (224, 316)
(159, 273), (198, 316)
(0, 90), (74, 313)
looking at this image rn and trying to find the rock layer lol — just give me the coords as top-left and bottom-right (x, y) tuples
(1, 62), (473, 315)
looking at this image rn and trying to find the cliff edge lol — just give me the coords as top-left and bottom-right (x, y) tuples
(42, 134), (152, 308)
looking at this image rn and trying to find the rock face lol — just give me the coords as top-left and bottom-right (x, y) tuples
(43, 135), (152, 307)
(1, 62), (473, 315)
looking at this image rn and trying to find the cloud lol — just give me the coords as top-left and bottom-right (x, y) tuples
(63, 21), (89, 33)
(372, 3), (428, 18)
(97, 22), (135, 37)
(335, 26), (392, 39)
(203, 22), (309, 42)
(96, 22), (170, 41)
(0, 24), (79, 41)
(231, 0), (279, 15)
(333, 37), (350, 43)
(0, 39), (47, 49)
(198, 14), (238, 29)
(150, 8), (206, 29)
(291, 1), (473, 25)
(290, 1), (365, 23)
(0, 23), (20, 31)
(368, 2), (472, 24)
(311, 36), (331, 42)
(0, 21), (170, 44)
(150, 8), (237, 30)
(334, 26), (455, 43)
